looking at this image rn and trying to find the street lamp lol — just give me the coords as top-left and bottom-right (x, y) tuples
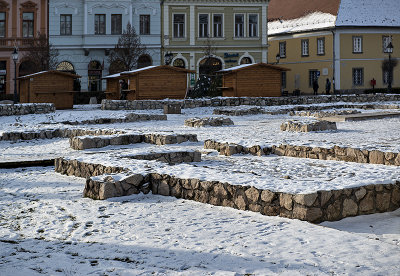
(386, 41), (393, 93)
(12, 47), (19, 104)
(164, 51), (173, 66)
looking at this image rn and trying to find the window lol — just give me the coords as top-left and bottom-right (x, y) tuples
(111, 14), (122, 35)
(279, 42), (286, 58)
(353, 36), (362, 53)
(383, 36), (393, 53)
(140, 15), (150, 35)
(173, 58), (185, 68)
(0, 12), (5, 37)
(213, 14), (223, 37)
(309, 70), (318, 87)
(248, 14), (258, 37)
(235, 14), (244, 37)
(199, 14), (209, 38)
(240, 57), (252, 64)
(173, 14), (185, 38)
(60, 14), (72, 35)
(353, 68), (364, 86)
(383, 69), (390, 85)
(282, 71), (287, 89)
(95, 14), (106, 35)
(301, 39), (309, 56)
(317, 38), (325, 55)
(22, 12), (34, 38)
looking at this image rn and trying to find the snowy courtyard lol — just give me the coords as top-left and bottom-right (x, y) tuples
(0, 99), (400, 275)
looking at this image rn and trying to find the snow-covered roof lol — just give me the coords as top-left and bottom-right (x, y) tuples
(218, 64), (254, 72)
(336, 0), (400, 27)
(103, 71), (130, 79)
(268, 12), (336, 36)
(18, 70), (80, 79)
(218, 63), (289, 73)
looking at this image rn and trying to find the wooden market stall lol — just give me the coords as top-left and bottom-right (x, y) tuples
(117, 65), (194, 100)
(18, 71), (80, 109)
(217, 63), (289, 97)
(103, 71), (127, 100)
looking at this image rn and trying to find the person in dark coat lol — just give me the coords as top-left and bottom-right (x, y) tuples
(325, 78), (331, 95)
(120, 79), (128, 100)
(313, 79), (319, 95)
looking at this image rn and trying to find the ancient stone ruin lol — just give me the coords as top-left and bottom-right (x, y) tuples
(280, 120), (337, 132)
(184, 117), (234, 127)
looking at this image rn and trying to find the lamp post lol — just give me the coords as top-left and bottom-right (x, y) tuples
(164, 51), (173, 66)
(12, 47), (19, 104)
(386, 41), (393, 93)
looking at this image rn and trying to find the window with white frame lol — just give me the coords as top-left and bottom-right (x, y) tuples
(199, 14), (209, 38)
(353, 36), (362, 53)
(301, 39), (309, 56)
(383, 36), (393, 53)
(140, 15), (150, 35)
(22, 12), (34, 38)
(60, 14), (72, 35)
(309, 70), (318, 87)
(383, 69), (390, 85)
(279, 41), (286, 58)
(95, 14), (106, 35)
(353, 68), (364, 86)
(173, 14), (185, 38)
(111, 14), (122, 35)
(235, 14), (244, 37)
(317, 38), (325, 55)
(213, 14), (223, 38)
(248, 14), (258, 37)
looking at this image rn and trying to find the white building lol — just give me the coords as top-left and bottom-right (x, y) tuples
(49, 0), (161, 92)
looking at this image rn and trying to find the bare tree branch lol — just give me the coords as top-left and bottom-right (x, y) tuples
(23, 32), (59, 72)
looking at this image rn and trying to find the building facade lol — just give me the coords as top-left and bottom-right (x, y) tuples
(0, 0), (48, 96)
(268, 0), (400, 94)
(49, 0), (161, 92)
(161, 0), (269, 81)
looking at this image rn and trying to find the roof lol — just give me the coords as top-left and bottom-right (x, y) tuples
(103, 71), (131, 79)
(217, 63), (290, 73)
(268, 0), (340, 22)
(119, 65), (194, 77)
(268, 0), (400, 35)
(336, 0), (400, 27)
(18, 70), (81, 80)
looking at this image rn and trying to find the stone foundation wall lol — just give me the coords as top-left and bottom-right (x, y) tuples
(127, 151), (201, 164)
(184, 117), (234, 127)
(47, 113), (167, 125)
(213, 107), (265, 116)
(0, 103), (55, 116)
(102, 94), (400, 110)
(290, 110), (361, 118)
(0, 128), (125, 141)
(54, 158), (127, 178)
(204, 140), (400, 166)
(280, 120), (337, 132)
(70, 133), (198, 150)
(55, 157), (400, 223)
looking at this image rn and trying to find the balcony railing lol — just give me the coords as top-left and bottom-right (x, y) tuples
(0, 37), (35, 47)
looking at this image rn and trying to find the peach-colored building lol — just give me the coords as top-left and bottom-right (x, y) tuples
(0, 0), (48, 96)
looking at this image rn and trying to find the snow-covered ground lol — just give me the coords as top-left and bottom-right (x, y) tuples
(0, 167), (399, 275)
(0, 102), (399, 275)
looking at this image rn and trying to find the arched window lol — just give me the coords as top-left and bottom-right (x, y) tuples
(173, 58), (185, 69)
(199, 57), (222, 76)
(18, 60), (37, 76)
(240, 57), (252, 65)
(137, 54), (152, 69)
(109, 60), (126, 75)
(88, 60), (102, 92)
(56, 61), (75, 73)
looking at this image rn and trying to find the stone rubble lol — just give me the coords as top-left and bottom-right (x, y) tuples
(280, 120), (337, 132)
(102, 94), (400, 110)
(125, 151), (201, 164)
(204, 140), (400, 166)
(290, 110), (361, 118)
(184, 117), (234, 127)
(0, 103), (55, 116)
(69, 133), (198, 150)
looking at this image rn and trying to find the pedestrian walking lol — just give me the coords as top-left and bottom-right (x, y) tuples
(325, 78), (331, 95)
(313, 79), (319, 95)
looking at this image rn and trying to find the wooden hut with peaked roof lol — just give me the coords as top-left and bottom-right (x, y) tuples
(117, 65), (194, 100)
(217, 63), (289, 97)
(103, 71), (129, 100)
(18, 71), (81, 109)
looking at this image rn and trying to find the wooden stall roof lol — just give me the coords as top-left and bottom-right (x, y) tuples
(18, 70), (81, 80)
(217, 63), (290, 74)
(103, 71), (131, 80)
(120, 65), (195, 77)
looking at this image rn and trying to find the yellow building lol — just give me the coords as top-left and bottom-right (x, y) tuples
(161, 0), (269, 81)
(268, 0), (400, 95)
